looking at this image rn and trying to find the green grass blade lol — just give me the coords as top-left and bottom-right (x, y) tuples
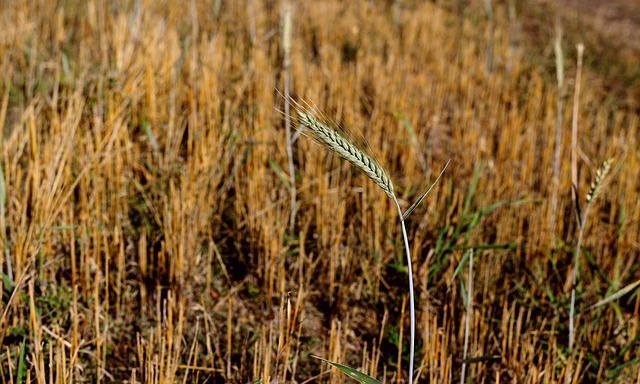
(607, 357), (640, 381)
(462, 164), (482, 218)
(268, 157), (292, 190)
(61, 52), (71, 78)
(449, 249), (472, 287)
(587, 280), (640, 311)
(312, 356), (382, 384)
(451, 243), (516, 251)
(46, 225), (77, 231)
(393, 110), (417, 137)
(17, 338), (26, 384)
(393, 110), (428, 174)
(459, 277), (468, 308)
(2, 273), (11, 291)
(141, 117), (160, 155)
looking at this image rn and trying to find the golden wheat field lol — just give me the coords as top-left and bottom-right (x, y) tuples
(0, 0), (638, 383)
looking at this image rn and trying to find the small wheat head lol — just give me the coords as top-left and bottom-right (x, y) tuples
(296, 112), (395, 200)
(586, 158), (613, 204)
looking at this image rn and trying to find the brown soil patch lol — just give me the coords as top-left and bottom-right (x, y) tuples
(551, 0), (640, 50)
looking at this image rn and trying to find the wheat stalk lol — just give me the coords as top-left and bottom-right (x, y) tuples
(295, 111), (395, 200)
(568, 157), (614, 367)
(292, 103), (418, 383)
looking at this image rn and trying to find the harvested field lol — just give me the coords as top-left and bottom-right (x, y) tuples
(0, 0), (638, 383)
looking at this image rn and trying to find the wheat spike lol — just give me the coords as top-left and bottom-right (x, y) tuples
(586, 158), (613, 204)
(296, 112), (395, 199)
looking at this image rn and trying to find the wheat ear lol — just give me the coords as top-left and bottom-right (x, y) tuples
(296, 112), (395, 200)
(585, 158), (613, 204)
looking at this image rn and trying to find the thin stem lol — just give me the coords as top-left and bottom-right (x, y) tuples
(569, 203), (590, 351)
(460, 249), (473, 384)
(550, 21), (564, 241)
(570, 44), (584, 227)
(282, 5), (296, 232)
(284, 77), (296, 231)
(394, 197), (414, 384)
(566, 43), (584, 384)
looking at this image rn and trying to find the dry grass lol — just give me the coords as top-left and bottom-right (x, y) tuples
(0, 0), (638, 383)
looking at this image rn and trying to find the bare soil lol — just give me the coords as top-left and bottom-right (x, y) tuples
(551, 0), (640, 50)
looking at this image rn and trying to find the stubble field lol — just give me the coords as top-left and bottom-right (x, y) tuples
(0, 0), (638, 383)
